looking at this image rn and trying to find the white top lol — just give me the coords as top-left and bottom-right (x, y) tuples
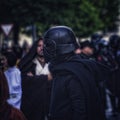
(33, 58), (49, 75)
(4, 66), (22, 109)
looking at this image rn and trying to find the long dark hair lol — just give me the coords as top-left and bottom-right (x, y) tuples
(0, 70), (9, 105)
(18, 38), (43, 73)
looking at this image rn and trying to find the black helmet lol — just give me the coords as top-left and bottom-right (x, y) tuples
(43, 26), (78, 62)
(109, 34), (120, 49)
(91, 33), (103, 41)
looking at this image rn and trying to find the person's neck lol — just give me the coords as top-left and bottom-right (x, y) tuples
(37, 56), (45, 67)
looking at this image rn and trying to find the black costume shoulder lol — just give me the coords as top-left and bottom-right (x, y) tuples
(50, 55), (106, 120)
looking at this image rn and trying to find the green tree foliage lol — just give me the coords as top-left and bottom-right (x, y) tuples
(0, 0), (119, 37)
(91, 0), (120, 31)
(35, 0), (104, 36)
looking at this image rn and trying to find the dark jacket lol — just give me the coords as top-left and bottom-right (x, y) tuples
(49, 55), (106, 120)
(80, 53), (92, 59)
(20, 62), (51, 120)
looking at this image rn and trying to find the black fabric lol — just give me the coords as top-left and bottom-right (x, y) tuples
(80, 40), (93, 49)
(20, 61), (51, 120)
(106, 68), (120, 97)
(49, 55), (106, 120)
(80, 53), (91, 59)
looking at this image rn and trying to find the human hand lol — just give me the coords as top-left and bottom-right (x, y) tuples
(27, 72), (33, 76)
(48, 73), (52, 80)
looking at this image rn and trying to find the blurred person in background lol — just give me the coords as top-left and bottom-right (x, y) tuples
(0, 55), (7, 71)
(1, 42), (12, 55)
(0, 69), (26, 120)
(80, 40), (94, 59)
(22, 41), (31, 58)
(4, 51), (22, 110)
(105, 34), (120, 116)
(91, 33), (103, 59)
(12, 44), (23, 64)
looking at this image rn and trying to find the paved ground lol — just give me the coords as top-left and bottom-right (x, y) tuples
(105, 91), (120, 120)
(106, 112), (120, 120)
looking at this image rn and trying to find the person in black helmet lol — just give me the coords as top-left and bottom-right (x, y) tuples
(43, 26), (106, 120)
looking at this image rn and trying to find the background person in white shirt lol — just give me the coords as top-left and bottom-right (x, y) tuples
(4, 51), (22, 109)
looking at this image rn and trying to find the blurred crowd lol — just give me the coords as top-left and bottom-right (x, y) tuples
(0, 29), (120, 120)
